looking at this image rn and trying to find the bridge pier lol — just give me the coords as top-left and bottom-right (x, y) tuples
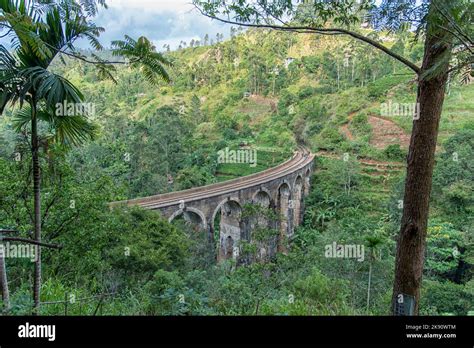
(277, 183), (292, 254)
(216, 200), (242, 262)
(112, 149), (315, 265)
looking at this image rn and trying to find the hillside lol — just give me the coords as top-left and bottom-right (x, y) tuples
(0, 26), (472, 316)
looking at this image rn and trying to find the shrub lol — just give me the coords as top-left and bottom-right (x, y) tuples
(297, 86), (316, 100)
(350, 112), (372, 137)
(368, 75), (411, 100)
(314, 127), (345, 150)
(420, 280), (473, 315)
(384, 144), (406, 161)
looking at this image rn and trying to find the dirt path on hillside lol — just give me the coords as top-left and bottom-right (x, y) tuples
(315, 151), (405, 168)
(340, 112), (356, 142)
(340, 123), (355, 141)
(315, 150), (405, 181)
(368, 115), (411, 150)
(248, 94), (278, 106)
(340, 114), (411, 150)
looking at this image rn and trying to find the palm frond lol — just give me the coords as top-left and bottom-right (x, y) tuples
(19, 66), (84, 107)
(90, 53), (117, 83)
(13, 104), (97, 146)
(0, 44), (25, 113)
(111, 35), (172, 84)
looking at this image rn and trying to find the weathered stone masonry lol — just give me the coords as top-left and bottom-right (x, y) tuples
(111, 149), (315, 261)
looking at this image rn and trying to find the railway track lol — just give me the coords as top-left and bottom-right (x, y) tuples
(111, 146), (314, 210)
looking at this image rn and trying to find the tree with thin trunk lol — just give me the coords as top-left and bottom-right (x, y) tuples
(0, 0), (171, 314)
(0, 229), (62, 314)
(365, 235), (384, 314)
(0, 247), (10, 313)
(193, 0), (473, 314)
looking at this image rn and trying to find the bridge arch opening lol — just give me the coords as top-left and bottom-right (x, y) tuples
(212, 198), (242, 261)
(277, 182), (292, 253)
(293, 176), (304, 228)
(169, 208), (207, 232)
(253, 190), (272, 224)
(253, 190), (272, 216)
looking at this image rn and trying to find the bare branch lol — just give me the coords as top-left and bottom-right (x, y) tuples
(193, 6), (421, 75)
(1, 237), (62, 249)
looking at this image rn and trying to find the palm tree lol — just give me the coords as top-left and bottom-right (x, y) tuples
(0, 243), (10, 312)
(365, 235), (384, 314)
(1, 5), (89, 314)
(0, 0), (171, 314)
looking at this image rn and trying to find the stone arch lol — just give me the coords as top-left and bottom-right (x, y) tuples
(277, 182), (292, 253)
(252, 189), (272, 208)
(252, 190), (272, 226)
(293, 175), (304, 227)
(169, 207), (207, 231)
(275, 179), (290, 202)
(293, 174), (304, 191)
(252, 187), (272, 205)
(212, 197), (243, 261)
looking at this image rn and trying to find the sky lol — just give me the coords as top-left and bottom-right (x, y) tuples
(88, 0), (232, 51)
(0, 0), (231, 50)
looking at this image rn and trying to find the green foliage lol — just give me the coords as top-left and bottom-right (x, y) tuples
(420, 280), (474, 316)
(314, 127), (345, 150)
(297, 86), (316, 100)
(384, 144), (406, 161)
(175, 166), (214, 190)
(433, 128), (474, 216)
(112, 35), (172, 85)
(425, 221), (465, 279)
(350, 112), (372, 138)
(106, 208), (190, 282)
(367, 75), (412, 100)
(290, 268), (352, 315)
(1, 8), (473, 316)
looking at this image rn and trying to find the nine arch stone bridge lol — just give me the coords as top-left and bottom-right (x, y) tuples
(111, 147), (315, 262)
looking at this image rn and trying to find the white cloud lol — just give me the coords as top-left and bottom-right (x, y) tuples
(89, 0), (231, 50)
(0, 0), (233, 51)
(107, 0), (192, 12)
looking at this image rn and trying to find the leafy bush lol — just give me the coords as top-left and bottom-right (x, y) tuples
(384, 144), (406, 161)
(433, 128), (474, 224)
(425, 221), (464, 280)
(350, 112), (372, 137)
(175, 166), (214, 190)
(368, 75), (411, 100)
(288, 268), (353, 314)
(420, 280), (473, 315)
(105, 208), (190, 284)
(297, 86), (316, 100)
(314, 127), (345, 150)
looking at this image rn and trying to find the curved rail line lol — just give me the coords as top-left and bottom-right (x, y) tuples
(111, 146), (315, 210)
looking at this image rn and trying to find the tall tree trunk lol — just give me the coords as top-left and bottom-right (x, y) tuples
(0, 252), (10, 313)
(31, 100), (42, 315)
(392, 9), (452, 315)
